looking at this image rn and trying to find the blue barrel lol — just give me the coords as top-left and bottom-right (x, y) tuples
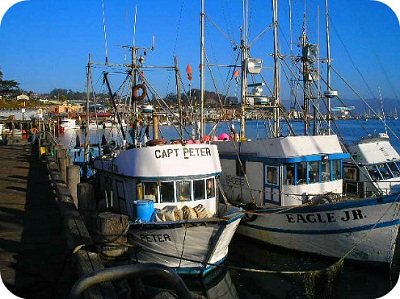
(134, 200), (154, 222)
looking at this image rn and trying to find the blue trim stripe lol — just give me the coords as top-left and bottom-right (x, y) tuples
(219, 153), (349, 164)
(254, 194), (400, 214)
(242, 219), (400, 235)
(175, 256), (227, 276)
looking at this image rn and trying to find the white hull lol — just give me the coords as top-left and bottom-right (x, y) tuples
(239, 195), (400, 263)
(129, 214), (242, 275)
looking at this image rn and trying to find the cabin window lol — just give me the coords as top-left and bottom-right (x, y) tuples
(308, 161), (320, 183)
(388, 162), (400, 177)
(284, 164), (295, 185)
(206, 178), (215, 198)
(160, 182), (175, 203)
(297, 162), (307, 184)
(236, 160), (246, 176)
(332, 160), (342, 180)
(343, 167), (358, 181)
(143, 182), (159, 202)
(194, 179), (205, 200)
(366, 166), (381, 180)
(321, 159), (331, 182)
(377, 164), (392, 179)
(176, 181), (191, 202)
(266, 166), (278, 185)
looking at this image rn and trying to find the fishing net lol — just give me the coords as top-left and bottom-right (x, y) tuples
(300, 257), (345, 299)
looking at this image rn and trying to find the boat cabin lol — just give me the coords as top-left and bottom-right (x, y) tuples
(344, 133), (400, 196)
(216, 135), (349, 206)
(93, 143), (222, 220)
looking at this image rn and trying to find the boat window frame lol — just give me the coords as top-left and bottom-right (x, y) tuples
(266, 165), (279, 186)
(159, 181), (176, 203)
(376, 163), (392, 180)
(388, 161), (400, 177)
(142, 181), (159, 203)
(176, 180), (192, 202)
(193, 179), (206, 201)
(206, 178), (216, 199)
(284, 163), (295, 185)
(308, 161), (320, 184)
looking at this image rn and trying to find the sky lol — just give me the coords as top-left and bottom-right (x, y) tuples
(0, 0), (399, 103)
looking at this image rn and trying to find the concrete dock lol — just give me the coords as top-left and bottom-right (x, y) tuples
(0, 138), (76, 298)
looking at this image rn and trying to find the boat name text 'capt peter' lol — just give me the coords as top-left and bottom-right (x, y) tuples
(154, 147), (212, 159)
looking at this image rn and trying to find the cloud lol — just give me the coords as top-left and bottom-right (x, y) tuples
(374, 0), (400, 26)
(0, 0), (27, 27)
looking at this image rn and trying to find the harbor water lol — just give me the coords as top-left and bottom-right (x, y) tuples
(58, 118), (400, 299)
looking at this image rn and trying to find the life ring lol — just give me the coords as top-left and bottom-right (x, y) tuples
(132, 84), (147, 101)
(146, 138), (167, 146)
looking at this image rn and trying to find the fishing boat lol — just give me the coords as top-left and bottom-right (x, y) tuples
(344, 132), (400, 197)
(59, 117), (79, 130)
(214, 0), (400, 264)
(91, 39), (242, 275)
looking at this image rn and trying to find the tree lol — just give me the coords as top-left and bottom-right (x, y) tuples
(0, 69), (20, 97)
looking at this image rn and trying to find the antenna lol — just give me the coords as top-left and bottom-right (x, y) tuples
(101, 0), (109, 64)
(132, 5), (137, 47)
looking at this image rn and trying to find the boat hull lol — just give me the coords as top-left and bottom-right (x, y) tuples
(128, 214), (242, 275)
(239, 194), (400, 264)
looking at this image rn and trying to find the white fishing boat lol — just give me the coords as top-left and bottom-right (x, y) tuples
(60, 117), (79, 130)
(214, 0), (400, 265)
(91, 37), (242, 275)
(344, 132), (400, 197)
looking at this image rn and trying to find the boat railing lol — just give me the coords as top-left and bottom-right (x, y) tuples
(68, 263), (193, 299)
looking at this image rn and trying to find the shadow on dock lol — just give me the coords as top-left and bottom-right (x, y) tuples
(0, 140), (77, 298)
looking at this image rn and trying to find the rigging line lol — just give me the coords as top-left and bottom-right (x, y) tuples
(289, 0), (293, 52)
(220, 0), (234, 41)
(101, 0), (109, 64)
(138, 74), (192, 139)
(165, 0), (186, 93)
(329, 19), (376, 100)
(205, 14), (238, 48)
(345, 4), (399, 100)
(248, 23), (273, 48)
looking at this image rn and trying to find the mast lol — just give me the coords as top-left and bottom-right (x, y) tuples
(200, 0), (205, 138)
(174, 56), (183, 139)
(240, 0), (249, 140)
(324, 0), (337, 134)
(83, 54), (92, 179)
(272, 0), (280, 137)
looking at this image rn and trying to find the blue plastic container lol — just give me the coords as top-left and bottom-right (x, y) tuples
(134, 200), (154, 222)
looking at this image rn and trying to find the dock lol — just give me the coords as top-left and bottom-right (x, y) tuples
(0, 137), (77, 297)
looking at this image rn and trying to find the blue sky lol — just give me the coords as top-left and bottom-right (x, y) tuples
(0, 0), (399, 102)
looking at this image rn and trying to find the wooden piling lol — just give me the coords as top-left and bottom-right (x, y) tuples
(67, 165), (81, 207)
(97, 212), (129, 259)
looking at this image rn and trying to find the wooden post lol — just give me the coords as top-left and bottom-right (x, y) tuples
(67, 165), (81, 207)
(78, 182), (98, 237)
(97, 212), (129, 259)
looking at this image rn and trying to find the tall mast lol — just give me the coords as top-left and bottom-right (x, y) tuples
(200, 0), (205, 138)
(324, 0), (337, 134)
(272, 0), (280, 137)
(83, 54), (92, 180)
(240, 0), (249, 140)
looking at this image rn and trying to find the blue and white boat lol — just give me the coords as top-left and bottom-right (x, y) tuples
(344, 132), (400, 197)
(214, 0), (400, 265)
